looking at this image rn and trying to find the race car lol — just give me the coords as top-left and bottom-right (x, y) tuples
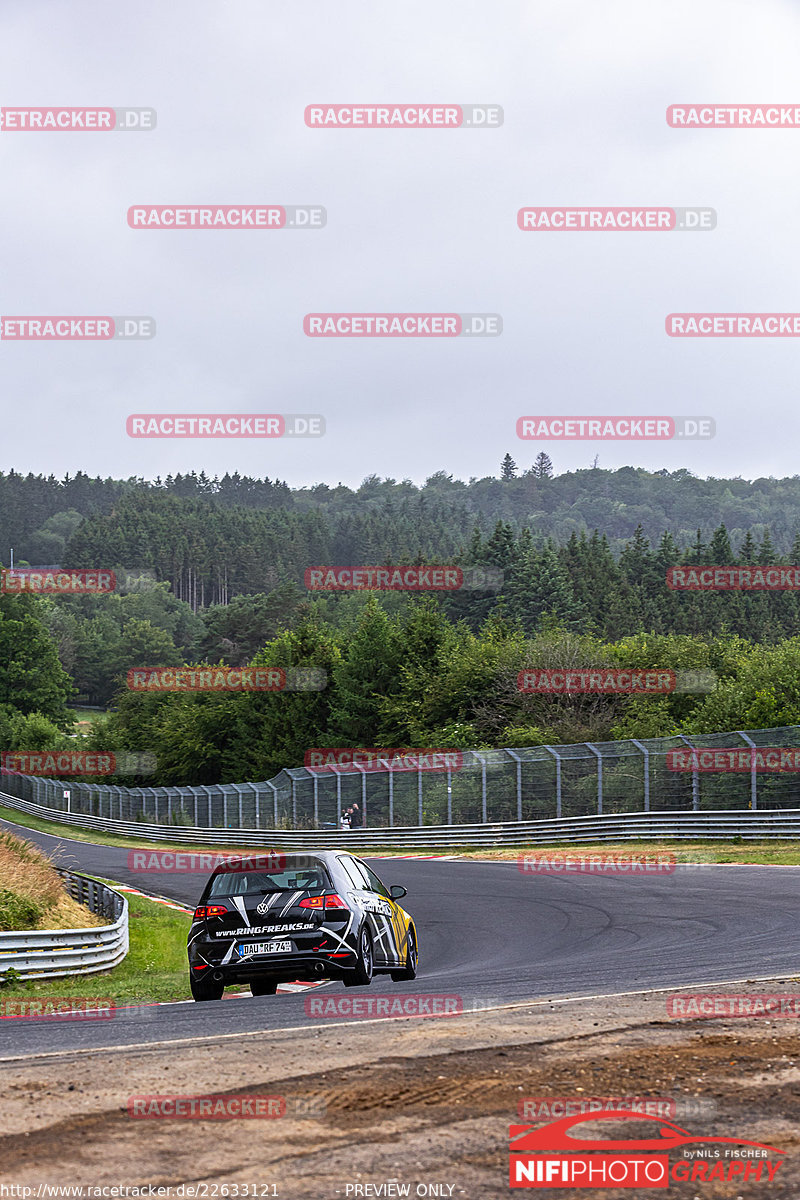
(187, 850), (418, 1000)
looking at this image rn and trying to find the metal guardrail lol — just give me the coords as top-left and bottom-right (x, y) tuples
(0, 871), (128, 981)
(1, 787), (799, 847)
(4, 726), (800, 831)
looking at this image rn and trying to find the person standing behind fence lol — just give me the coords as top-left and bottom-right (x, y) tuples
(349, 801), (362, 828)
(339, 809), (351, 830)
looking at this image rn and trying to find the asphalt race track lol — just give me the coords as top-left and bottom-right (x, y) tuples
(3, 815), (800, 1059)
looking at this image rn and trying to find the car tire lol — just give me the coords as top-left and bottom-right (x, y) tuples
(343, 925), (373, 987)
(250, 979), (278, 996)
(391, 927), (418, 981)
(190, 972), (224, 1002)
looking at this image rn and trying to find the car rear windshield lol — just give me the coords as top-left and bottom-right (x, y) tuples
(206, 860), (331, 898)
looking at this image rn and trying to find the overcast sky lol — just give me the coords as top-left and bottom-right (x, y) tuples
(1, 0), (799, 489)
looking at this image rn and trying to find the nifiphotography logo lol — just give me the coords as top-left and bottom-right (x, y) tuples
(508, 1110), (785, 1188)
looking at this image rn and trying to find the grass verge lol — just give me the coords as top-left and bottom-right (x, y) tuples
(0, 890), (214, 1005)
(0, 828), (101, 931)
(1, 801), (799, 866)
(0, 802), (271, 854)
(454, 839), (800, 865)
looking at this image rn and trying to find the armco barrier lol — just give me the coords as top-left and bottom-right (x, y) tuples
(1, 788), (800, 846)
(2, 726), (800, 836)
(0, 872), (128, 980)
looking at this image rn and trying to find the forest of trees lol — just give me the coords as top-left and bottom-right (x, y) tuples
(5, 460), (800, 786)
(5, 585), (800, 786)
(8, 460), (800, 564)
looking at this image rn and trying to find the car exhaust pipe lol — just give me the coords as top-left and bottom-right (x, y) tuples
(314, 962), (326, 974)
(212, 970), (224, 982)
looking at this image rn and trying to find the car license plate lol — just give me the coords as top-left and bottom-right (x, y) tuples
(237, 940), (292, 957)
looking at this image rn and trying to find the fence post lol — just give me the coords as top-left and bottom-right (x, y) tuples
(232, 784), (244, 828)
(506, 750), (523, 821)
(313, 773), (319, 828)
(251, 783), (260, 828)
(418, 764), (423, 826)
(446, 764), (452, 824)
(586, 744), (603, 815)
(335, 770), (342, 826)
(678, 735), (699, 810)
(357, 763), (367, 827)
(266, 780), (278, 827)
(631, 739), (650, 812)
(291, 777), (297, 828)
(737, 731), (758, 810)
(473, 753), (488, 823)
(544, 747), (562, 819)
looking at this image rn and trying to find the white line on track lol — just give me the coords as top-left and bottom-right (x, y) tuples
(3, 972), (800, 1064)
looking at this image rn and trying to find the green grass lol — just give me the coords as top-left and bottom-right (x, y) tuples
(70, 706), (107, 725)
(456, 838), (800, 865)
(0, 888), (43, 931)
(1, 801), (799, 866)
(0, 802), (262, 853)
(0, 891), (247, 1005)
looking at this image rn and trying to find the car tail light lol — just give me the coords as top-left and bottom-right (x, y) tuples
(193, 905), (228, 921)
(298, 894), (348, 910)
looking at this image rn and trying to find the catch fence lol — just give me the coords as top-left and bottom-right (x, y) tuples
(2, 726), (800, 831)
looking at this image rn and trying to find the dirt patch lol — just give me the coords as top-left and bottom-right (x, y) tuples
(1, 986), (799, 1197)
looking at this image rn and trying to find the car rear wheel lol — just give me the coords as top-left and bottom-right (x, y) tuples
(391, 928), (418, 981)
(343, 926), (373, 987)
(250, 979), (279, 996)
(190, 972), (224, 1002)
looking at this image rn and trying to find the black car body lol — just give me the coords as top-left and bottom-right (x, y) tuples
(187, 850), (418, 1000)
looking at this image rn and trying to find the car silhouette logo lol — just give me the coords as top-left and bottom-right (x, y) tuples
(510, 1110), (785, 1155)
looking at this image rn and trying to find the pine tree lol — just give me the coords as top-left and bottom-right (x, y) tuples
(708, 524), (734, 565)
(532, 452), (554, 480)
(500, 453), (517, 481)
(757, 529), (776, 565)
(327, 600), (404, 743)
